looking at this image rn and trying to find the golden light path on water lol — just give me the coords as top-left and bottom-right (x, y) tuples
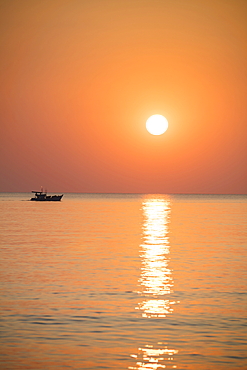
(138, 198), (175, 317)
(129, 197), (178, 370)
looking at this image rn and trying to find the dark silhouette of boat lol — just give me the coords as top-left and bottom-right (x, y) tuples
(30, 191), (63, 201)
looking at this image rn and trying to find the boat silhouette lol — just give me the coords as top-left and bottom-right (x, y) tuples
(30, 190), (63, 201)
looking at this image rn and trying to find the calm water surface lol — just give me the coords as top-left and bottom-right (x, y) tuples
(0, 193), (246, 369)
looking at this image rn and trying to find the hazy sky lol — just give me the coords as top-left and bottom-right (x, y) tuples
(1, 0), (246, 193)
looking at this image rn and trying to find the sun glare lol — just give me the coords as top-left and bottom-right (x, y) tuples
(146, 114), (168, 135)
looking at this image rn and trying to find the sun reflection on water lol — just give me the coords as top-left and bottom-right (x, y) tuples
(130, 197), (178, 370)
(136, 197), (174, 318)
(129, 344), (178, 370)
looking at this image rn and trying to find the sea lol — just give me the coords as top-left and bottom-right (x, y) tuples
(0, 193), (246, 370)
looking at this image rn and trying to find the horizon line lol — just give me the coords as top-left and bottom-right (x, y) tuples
(1, 191), (246, 196)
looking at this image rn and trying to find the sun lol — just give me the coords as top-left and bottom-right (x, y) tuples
(146, 114), (168, 135)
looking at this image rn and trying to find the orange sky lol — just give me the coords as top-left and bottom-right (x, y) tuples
(0, 0), (246, 193)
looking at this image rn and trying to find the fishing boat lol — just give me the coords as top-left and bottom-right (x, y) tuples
(30, 190), (63, 201)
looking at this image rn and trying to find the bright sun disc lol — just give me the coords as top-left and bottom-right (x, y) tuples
(146, 114), (168, 135)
